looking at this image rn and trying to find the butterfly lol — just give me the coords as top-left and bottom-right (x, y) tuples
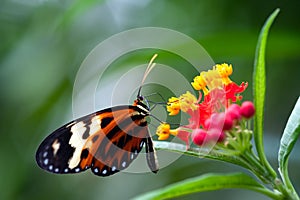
(36, 55), (159, 176)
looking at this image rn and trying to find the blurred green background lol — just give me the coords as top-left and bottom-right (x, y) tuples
(1, 0), (299, 200)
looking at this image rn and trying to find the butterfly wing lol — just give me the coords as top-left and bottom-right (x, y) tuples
(78, 108), (150, 176)
(36, 105), (158, 176)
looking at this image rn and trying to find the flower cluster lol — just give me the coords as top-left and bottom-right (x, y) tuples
(156, 63), (254, 148)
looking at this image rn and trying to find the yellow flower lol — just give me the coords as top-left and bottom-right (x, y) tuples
(167, 97), (180, 115)
(201, 69), (223, 90)
(166, 92), (198, 115)
(179, 91), (198, 112)
(156, 123), (178, 140)
(191, 74), (209, 95)
(215, 63), (233, 85)
(191, 66), (225, 95)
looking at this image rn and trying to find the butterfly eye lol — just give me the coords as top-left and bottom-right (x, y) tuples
(137, 95), (144, 101)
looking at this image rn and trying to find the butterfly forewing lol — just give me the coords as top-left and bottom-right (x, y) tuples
(36, 102), (158, 176)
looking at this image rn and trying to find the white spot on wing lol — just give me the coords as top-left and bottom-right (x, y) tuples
(49, 165), (53, 171)
(70, 121), (87, 137)
(68, 121), (87, 169)
(52, 139), (60, 156)
(85, 140), (93, 149)
(89, 115), (102, 136)
(122, 161), (126, 168)
(55, 168), (59, 173)
(64, 168), (69, 173)
(43, 159), (49, 165)
(43, 152), (48, 158)
(111, 166), (116, 171)
(102, 169), (107, 175)
(94, 168), (99, 173)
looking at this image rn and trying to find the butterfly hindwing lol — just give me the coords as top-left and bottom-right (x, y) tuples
(36, 103), (158, 176)
(84, 126), (148, 176)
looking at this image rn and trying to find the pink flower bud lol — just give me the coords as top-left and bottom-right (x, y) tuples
(240, 101), (255, 118)
(206, 112), (233, 131)
(204, 118), (211, 129)
(223, 113), (233, 131)
(192, 129), (208, 146)
(205, 113), (224, 129)
(226, 104), (241, 121)
(207, 128), (225, 142)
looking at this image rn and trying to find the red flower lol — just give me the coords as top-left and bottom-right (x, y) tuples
(225, 82), (248, 103)
(157, 63), (254, 147)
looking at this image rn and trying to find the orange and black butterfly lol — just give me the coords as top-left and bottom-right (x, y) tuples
(36, 55), (159, 176)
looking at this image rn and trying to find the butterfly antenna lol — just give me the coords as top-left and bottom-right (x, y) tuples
(137, 54), (158, 98)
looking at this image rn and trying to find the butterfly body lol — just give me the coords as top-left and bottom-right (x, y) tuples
(36, 99), (159, 176)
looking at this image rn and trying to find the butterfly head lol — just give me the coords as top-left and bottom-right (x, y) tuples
(137, 95), (144, 102)
(133, 95), (150, 113)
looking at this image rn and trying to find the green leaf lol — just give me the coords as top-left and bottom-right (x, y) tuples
(278, 97), (300, 194)
(133, 173), (279, 200)
(253, 8), (280, 179)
